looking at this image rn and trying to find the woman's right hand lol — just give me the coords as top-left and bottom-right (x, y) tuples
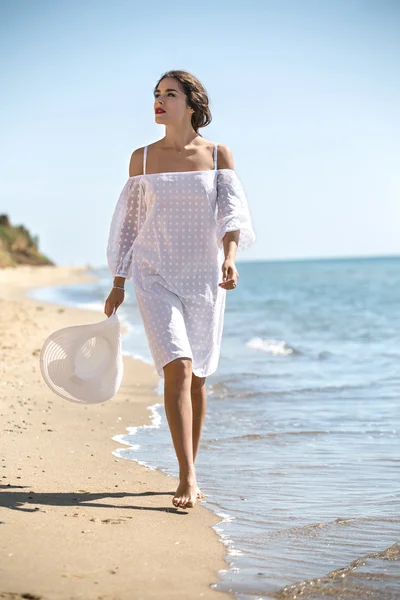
(104, 288), (125, 317)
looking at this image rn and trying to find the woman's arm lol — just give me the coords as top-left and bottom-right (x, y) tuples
(215, 144), (256, 257)
(111, 148), (146, 290)
(216, 144), (240, 259)
(107, 149), (147, 283)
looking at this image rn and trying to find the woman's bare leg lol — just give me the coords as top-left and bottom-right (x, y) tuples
(191, 374), (207, 499)
(191, 374), (207, 462)
(163, 357), (197, 508)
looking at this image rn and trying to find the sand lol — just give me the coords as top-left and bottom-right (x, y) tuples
(0, 265), (233, 600)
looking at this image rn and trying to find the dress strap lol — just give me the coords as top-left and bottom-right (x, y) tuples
(213, 144), (218, 170)
(143, 145), (148, 174)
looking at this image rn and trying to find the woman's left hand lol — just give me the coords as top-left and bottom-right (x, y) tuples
(219, 258), (239, 291)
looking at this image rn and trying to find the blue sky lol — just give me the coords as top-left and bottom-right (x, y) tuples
(1, 0), (399, 266)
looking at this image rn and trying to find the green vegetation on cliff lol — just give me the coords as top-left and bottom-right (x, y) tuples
(0, 214), (54, 267)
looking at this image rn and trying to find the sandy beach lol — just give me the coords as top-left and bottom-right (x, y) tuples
(0, 265), (233, 600)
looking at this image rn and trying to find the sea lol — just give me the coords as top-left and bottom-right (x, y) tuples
(29, 256), (400, 600)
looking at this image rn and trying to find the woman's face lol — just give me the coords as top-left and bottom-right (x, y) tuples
(154, 77), (193, 124)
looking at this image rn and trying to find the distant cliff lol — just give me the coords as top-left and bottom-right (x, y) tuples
(0, 214), (54, 267)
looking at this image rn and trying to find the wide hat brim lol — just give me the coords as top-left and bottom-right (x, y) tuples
(39, 313), (123, 404)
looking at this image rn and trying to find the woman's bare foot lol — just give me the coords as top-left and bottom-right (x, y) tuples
(196, 487), (206, 499)
(173, 475), (198, 508)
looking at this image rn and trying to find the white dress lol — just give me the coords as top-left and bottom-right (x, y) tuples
(107, 144), (256, 378)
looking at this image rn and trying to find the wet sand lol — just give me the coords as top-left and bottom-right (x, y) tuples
(0, 265), (232, 600)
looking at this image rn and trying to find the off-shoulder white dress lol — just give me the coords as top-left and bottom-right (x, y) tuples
(107, 143), (256, 378)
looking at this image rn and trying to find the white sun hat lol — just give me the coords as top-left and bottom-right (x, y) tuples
(39, 312), (123, 404)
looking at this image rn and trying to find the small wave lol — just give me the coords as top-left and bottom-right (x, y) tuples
(284, 382), (372, 395)
(111, 402), (163, 462)
(204, 430), (329, 445)
(208, 382), (375, 402)
(246, 337), (299, 355)
(274, 541), (400, 599)
(268, 515), (376, 540)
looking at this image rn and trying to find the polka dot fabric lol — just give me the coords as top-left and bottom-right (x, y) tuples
(107, 145), (256, 378)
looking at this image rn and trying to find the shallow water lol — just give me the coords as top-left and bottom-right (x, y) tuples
(30, 256), (400, 599)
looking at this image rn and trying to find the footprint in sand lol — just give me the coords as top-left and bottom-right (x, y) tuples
(0, 594), (43, 599)
(101, 518), (124, 524)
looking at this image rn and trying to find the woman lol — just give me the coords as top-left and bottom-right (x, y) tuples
(105, 70), (256, 509)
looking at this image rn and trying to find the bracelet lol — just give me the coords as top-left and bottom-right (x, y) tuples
(113, 286), (125, 291)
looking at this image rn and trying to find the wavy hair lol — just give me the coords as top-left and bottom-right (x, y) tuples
(153, 70), (212, 134)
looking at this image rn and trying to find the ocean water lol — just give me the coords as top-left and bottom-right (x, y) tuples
(29, 257), (400, 600)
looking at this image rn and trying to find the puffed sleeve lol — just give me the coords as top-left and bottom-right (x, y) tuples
(216, 169), (256, 251)
(106, 176), (147, 280)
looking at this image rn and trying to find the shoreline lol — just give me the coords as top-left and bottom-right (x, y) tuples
(0, 265), (233, 600)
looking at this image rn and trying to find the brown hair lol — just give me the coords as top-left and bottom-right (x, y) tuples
(153, 70), (212, 134)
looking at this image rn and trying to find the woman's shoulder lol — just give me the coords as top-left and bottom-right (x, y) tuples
(194, 139), (235, 169)
(128, 146), (146, 177)
(201, 137), (234, 169)
(216, 143), (235, 170)
(128, 141), (168, 177)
